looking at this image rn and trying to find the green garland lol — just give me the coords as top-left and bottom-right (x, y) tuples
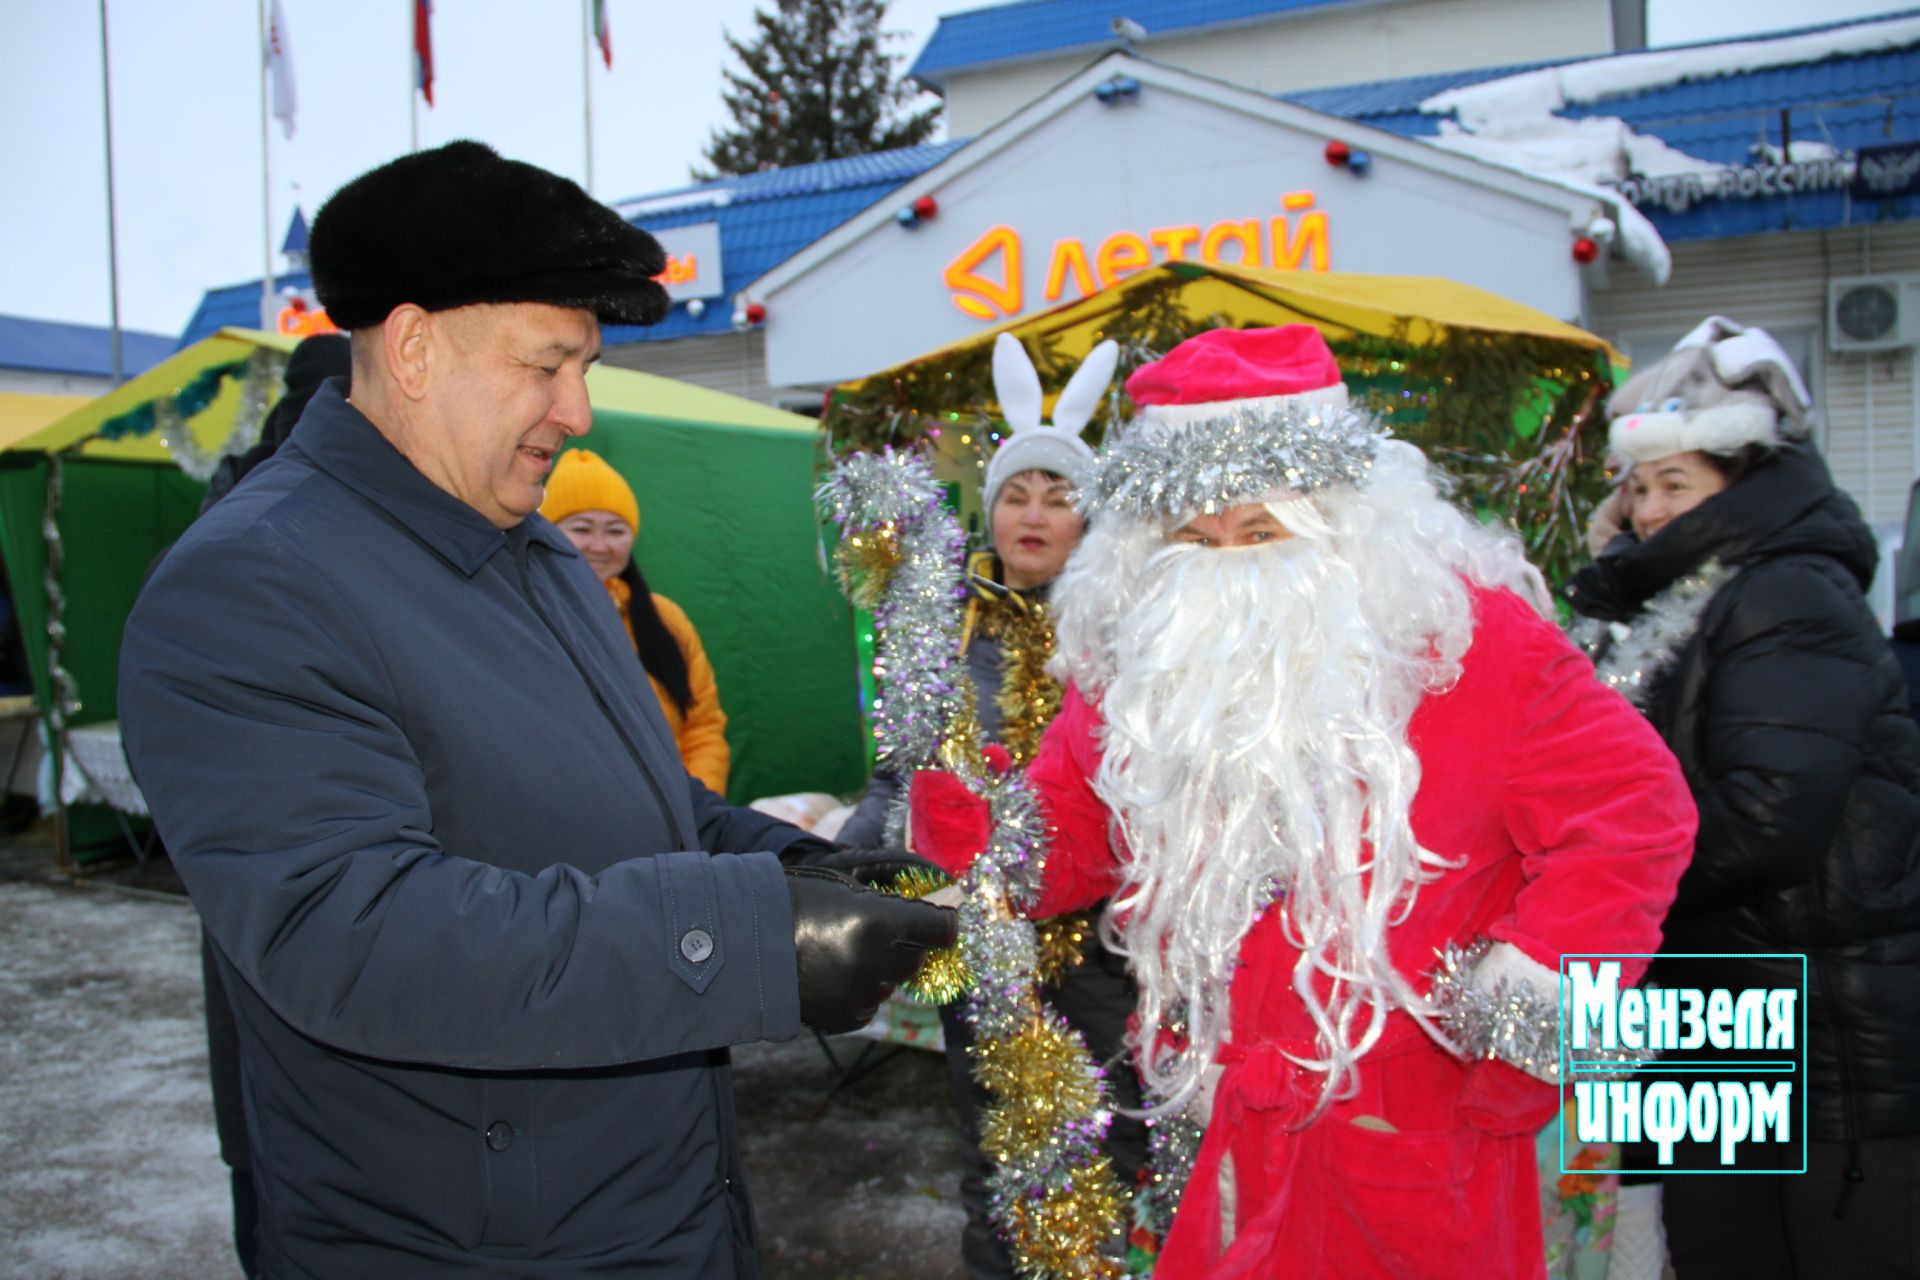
(823, 277), (1615, 585)
(98, 359), (252, 442)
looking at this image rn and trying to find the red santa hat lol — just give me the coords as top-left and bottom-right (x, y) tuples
(1126, 325), (1350, 428)
(1085, 325), (1377, 520)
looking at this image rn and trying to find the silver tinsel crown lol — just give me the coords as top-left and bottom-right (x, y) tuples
(1084, 402), (1383, 521)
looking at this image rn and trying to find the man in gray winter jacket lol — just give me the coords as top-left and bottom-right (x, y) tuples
(118, 140), (953, 1280)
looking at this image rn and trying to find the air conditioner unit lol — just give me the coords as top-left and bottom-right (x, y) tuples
(1829, 274), (1920, 352)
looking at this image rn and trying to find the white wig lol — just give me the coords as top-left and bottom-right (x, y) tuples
(1049, 440), (1547, 1118)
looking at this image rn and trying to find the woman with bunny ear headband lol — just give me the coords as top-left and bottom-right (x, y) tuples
(833, 335), (1147, 1278)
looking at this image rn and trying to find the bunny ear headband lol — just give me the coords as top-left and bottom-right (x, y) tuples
(982, 334), (1113, 508)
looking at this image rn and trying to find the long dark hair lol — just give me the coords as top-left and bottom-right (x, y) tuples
(620, 561), (694, 715)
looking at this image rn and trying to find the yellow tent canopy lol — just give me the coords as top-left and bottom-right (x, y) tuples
(827, 262), (1621, 587)
(7, 327), (812, 463)
(0, 393), (91, 452)
(836, 261), (1621, 408)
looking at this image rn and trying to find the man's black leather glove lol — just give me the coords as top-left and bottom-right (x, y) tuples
(785, 866), (959, 1034)
(793, 844), (946, 887)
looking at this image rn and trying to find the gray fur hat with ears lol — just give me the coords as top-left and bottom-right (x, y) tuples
(1607, 316), (1814, 465)
(983, 334), (1115, 511)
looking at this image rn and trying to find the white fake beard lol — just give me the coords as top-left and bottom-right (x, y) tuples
(1050, 442), (1549, 1119)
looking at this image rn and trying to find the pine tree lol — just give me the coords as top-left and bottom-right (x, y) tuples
(696, 0), (941, 179)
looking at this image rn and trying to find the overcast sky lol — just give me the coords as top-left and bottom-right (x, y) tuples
(1, 0), (1908, 338)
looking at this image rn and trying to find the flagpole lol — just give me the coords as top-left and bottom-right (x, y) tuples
(409, 2), (419, 154)
(259, 0), (275, 329)
(580, 0), (594, 194)
(96, 0), (124, 385)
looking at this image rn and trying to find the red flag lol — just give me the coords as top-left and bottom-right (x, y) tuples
(593, 0), (611, 69)
(414, 0), (434, 107)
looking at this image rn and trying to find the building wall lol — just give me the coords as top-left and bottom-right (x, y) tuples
(941, 0), (1614, 136)
(1592, 222), (1920, 614)
(601, 328), (812, 412)
(0, 369), (116, 397)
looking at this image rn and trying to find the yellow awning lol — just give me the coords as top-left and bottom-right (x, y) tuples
(0, 392), (91, 452)
(6, 327), (813, 464)
(5, 329), (300, 462)
(837, 261), (1620, 404)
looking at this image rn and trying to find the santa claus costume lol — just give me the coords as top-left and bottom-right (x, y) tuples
(912, 327), (1696, 1280)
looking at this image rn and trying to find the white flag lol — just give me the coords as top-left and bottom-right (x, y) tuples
(267, 0), (297, 139)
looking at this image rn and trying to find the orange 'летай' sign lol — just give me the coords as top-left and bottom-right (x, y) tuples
(942, 191), (1331, 321)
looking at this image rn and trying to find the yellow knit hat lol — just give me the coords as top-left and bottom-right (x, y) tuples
(539, 448), (639, 529)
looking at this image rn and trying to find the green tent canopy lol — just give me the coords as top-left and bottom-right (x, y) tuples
(0, 328), (863, 863)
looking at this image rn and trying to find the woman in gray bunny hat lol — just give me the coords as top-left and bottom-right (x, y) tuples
(1566, 317), (1920, 1279)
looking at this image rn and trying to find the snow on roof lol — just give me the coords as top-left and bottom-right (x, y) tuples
(612, 187), (735, 219)
(1402, 12), (1920, 283)
(1422, 13), (1920, 124)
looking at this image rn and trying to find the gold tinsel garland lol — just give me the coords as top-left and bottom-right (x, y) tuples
(821, 452), (1129, 1278)
(974, 589), (1064, 767)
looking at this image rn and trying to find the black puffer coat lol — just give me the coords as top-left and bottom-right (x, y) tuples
(1567, 445), (1920, 1146)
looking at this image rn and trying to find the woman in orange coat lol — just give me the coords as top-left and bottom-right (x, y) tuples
(540, 449), (730, 794)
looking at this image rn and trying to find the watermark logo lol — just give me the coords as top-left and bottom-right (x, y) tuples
(1559, 954), (1807, 1174)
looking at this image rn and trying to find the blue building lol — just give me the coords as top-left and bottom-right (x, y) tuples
(178, 3), (1920, 590)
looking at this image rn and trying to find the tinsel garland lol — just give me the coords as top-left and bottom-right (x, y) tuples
(818, 449), (1130, 1278)
(821, 275), (1616, 587)
(972, 586), (1063, 770)
(1429, 940), (1642, 1083)
(98, 356), (253, 441)
(1085, 404), (1380, 521)
(1569, 561), (1732, 713)
(155, 349), (283, 483)
(40, 456), (83, 733)
(817, 450), (969, 784)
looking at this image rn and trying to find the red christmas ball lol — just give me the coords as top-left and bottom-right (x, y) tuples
(912, 194), (938, 220)
(1324, 139), (1351, 166)
(744, 302), (767, 325)
(1572, 236), (1600, 264)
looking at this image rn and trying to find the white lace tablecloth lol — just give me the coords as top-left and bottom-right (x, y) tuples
(60, 721), (149, 816)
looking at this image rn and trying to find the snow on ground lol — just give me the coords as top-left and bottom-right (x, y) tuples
(0, 866), (970, 1279)
(0, 881), (236, 1280)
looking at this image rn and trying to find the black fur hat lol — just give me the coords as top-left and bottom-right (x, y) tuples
(308, 140), (668, 330)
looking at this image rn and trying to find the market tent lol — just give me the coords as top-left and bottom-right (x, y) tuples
(0, 393), (90, 451)
(828, 261), (1624, 582)
(835, 261), (1618, 395)
(0, 328), (861, 862)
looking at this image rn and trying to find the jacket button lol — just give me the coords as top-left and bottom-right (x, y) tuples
(485, 1121), (513, 1152)
(680, 928), (715, 963)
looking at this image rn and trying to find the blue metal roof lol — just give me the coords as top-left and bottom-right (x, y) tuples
(602, 140), (970, 344)
(911, 0), (1351, 86)
(0, 313), (174, 379)
(176, 273), (313, 350)
(1284, 13), (1920, 242)
(281, 208), (309, 257)
(177, 11), (1920, 350)
(177, 142), (970, 349)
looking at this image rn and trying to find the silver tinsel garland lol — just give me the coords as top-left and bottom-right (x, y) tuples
(816, 450), (969, 785)
(1084, 403), (1381, 521)
(157, 348), (284, 483)
(1569, 561), (1732, 713)
(40, 457), (82, 733)
(819, 449), (1127, 1276)
(1428, 940), (1641, 1084)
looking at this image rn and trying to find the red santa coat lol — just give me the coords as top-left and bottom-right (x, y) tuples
(912, 587), (1695, 1280)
